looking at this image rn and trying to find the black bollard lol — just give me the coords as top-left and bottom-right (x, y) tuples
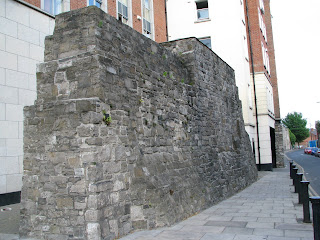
(289, 161), (293, 179)
(300, 181), (311, 223)
(296, 173), (303, 200)
(310, 197), (320, 240)
(291, 164), (297, 184)
(293, 168), (298, 192)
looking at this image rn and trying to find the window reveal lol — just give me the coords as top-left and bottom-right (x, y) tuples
(143, 0), (152, 38)
(118, 0), (129, 24)
(196, 1), (209, 20)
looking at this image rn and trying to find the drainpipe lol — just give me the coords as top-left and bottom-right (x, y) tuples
(164, 0), (169, 41)
(245, 0), (262, 170)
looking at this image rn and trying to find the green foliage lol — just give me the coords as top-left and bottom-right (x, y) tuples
(316, 121), (320, 136)
(98, 20), (103, 28)
(282, 112), (309, 144)
(181, 78), (185, 83)
(102, 110), (111, 125)
(288, 129), (296, 147)
(163, 71), (168, 77)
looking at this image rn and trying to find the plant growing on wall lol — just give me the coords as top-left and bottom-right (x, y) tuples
(102, 110), (111, 125)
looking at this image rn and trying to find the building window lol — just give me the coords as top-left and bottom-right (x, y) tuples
(89, 0), (102, 8)
(142, 0), (153, 39)
(259, 0), (265, 14)
(261, 42), (270, 75)
(42, 0), (62, 15)
(118, 0), (129, 24)
(199, 37), (211, 49)
(196, 1), (209, 20)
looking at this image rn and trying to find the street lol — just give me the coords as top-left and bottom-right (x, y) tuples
(286, 149), (320, 196)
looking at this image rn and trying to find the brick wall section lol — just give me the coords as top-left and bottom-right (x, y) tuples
(65, 0), (166, 42)
(70, 0), (87, 10)
(132, 0), (142, 34)
(18, 0), (166, 43)
(153, 0), (167, 42)
(20, 7), (257, 239)
(108, 0), (117, 18)
(264, 0), (280, 119)
(245, 0), (268, 76)
(23, 0), (40, 8)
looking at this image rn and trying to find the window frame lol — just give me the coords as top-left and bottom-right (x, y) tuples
(199, 37), (212, 49)
(41, 0), (62, 15)
(196, 0), (209, 21)
(142, 0), (154, 39)
(89, 0), (102, 8)
(87, 0), (107, 12)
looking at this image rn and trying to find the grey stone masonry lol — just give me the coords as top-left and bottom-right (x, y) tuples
(21, 6), (258, 240)
(275, 121), (285, 168)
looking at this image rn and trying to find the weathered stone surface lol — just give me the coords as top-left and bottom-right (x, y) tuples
(21, 6), (257, 240)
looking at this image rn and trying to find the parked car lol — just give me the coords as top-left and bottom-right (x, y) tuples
(304, 147), (312, 154)
(311, 147), (319, 155)
(314, 149), (320, 157)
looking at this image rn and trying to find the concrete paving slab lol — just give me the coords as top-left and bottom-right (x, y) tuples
(253, 228), (284, 237)
(0, 233), (19, 240)
(232, 217), (259, 222)
(257, 217), (283, 223)
(200, 233), (235, 240)
(284, 229), (314, 238)
(206, 216), (233, 221)
(223, 227), (254, 235)
(224, 212), (249, 217)
(179, 225), (225, 234)
(267, 237), (300, 240)
(233, 234), (267, 240)
(246, 222), (275, 229)
(205, 221), (247, 228)
(275, 223), (313, 231)
(155, 230), (205, 240)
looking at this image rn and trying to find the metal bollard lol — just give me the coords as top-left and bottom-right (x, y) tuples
(293, 168), (298, 192)
(296, 173), (303, 200)
(310, 197), (320, 240)
(289, 161), (293, 179)
(300, 181), (311, 223)
(291, 164), (297, 185)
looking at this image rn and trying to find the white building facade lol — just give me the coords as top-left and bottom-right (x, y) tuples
(0, 0), (55, 200)
(166, 0), (257, 156)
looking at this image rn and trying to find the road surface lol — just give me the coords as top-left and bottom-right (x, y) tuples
(286, 149), (320, 196)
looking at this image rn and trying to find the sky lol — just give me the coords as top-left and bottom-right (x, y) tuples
(270, 0), (320, 129)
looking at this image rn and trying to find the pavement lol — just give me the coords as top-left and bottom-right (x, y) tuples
(0, 160), (315, 240)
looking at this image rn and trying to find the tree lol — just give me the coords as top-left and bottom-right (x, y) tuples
(289, 129), (296, 148)
(282, 112), (309, 145)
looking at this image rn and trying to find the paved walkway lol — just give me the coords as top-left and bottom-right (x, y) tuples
(118, 167), (314, 240)
(0, 162), (314, 240)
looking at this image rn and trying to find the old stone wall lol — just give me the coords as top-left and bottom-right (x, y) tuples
(20, 6), (258, 240)
(275, 120), (285, 168)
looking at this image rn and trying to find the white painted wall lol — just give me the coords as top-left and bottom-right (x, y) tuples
(167, 0), (256, 145)
(0, 0), (55, 194)
(253, 72), (275, 165)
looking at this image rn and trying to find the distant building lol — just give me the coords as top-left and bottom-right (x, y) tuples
(300, 128), (318, 148)
(20, 0), (167, 42)
(245, 0), (284, 170)
(0, 0), (167, 203)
